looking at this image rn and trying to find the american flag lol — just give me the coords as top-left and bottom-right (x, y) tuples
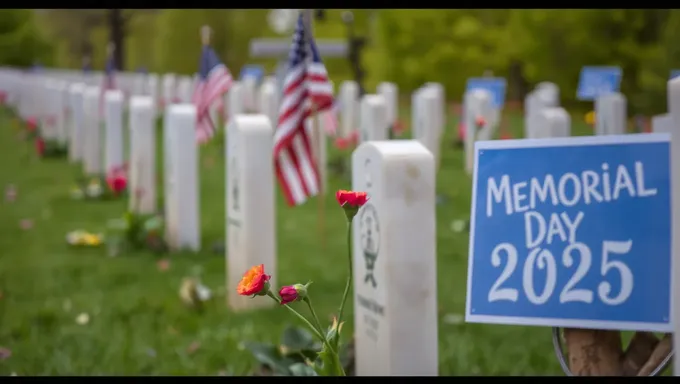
(273, 13), (335, 207)
(192, 45), (233, 144)
(320, 99), (339, 136)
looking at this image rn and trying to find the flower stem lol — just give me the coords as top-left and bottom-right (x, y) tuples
(305, 297), (341, 360)
(266, 291), (335, 355)
(336, 221), (353, 337)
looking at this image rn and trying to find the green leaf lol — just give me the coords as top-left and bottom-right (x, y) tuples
(281, 326), (316, 352)
(242, 341), (294, 376)
(288, 363), (318, 376)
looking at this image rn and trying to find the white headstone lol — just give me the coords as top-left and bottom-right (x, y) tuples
(352, 140), (438, 376)
(229, 82), (244, 119)
(133, 73), (146, 96)
(425, 82), (445, 142)
(53, 81), (68, 145)
(360, 94), (388, 143)
(162, 73), (177, 107)
(104, 90), (125, 173)
(82, 86), (102, 175)
(68, 83), (86, 163)
(41, 81), (59, 140)
(128, 96), (156, 214)
(595, 92), (627, 136)
(243, 76), (258, 112)
(176, 76), (194, 104)
(340, 81), (359, 138)
(538, 107), (571, 138)
(667, 77), (680, 377)
(147, 73), (159, 115)
(258, 81), (279, 128)
(226, 114), (277, 311)
(164, 104), (200, 252)
(524, 90), (553, 139)
(536, 81), (560, 106)
(377, 82), (398, 127)
(652, 113), (673, 134)
(464, 89), (492, 174)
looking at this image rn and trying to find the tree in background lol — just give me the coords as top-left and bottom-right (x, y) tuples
(0, 10), (54, 67)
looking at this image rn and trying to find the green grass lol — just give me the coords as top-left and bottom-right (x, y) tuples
(0, 105), (596, 376)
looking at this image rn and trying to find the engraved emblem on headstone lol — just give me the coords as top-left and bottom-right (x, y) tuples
(360, 203), (380, 288)
(231, 157), (240, 211)
(364, 158), (373, 190)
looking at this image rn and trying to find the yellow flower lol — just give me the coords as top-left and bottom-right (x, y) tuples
(82, 233), (103, 246)
(585, 111), (596, 126)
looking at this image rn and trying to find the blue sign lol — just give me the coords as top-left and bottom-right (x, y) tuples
(466, 77), (507, 109)
(576, 66), (622, 101)
(465, 134), (671, 332)
(239, 64), (265, 84)
(671, 70), (680, 80)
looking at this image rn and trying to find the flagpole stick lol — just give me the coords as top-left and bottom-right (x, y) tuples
(302, 9), (327, 252)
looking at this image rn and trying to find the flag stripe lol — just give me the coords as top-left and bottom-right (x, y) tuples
(193, 49), (233, 144)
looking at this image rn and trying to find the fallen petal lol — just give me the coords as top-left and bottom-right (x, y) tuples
(0, 347), (11, 360)
(146, 348), (157, 358)
(5, 185), (16, 202)
(443, 313), (464, 325)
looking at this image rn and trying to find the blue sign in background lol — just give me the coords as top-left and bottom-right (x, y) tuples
(466, 136), (671, 332)
(466, 78), (507, 109)
(576, 66), (622, 101)
(671, 70), (680, 80)
(239, 64), (265, 83)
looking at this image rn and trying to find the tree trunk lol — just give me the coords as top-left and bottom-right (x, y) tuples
(108, 9), (125, 70)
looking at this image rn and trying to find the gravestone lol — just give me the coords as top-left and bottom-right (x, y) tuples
(68, 83), (86, 163)
(242, 75), (258, 112)
(128, 96), (156, 214)
(104, 90), (125, 174)
(536, 82), (560, 106)
(652, 113), (673, 134)
(147, 73), (159, 115)
(258, 79), (279, 128)
(425, 82), (445, 143)
(82, 86), (102, 176)
(538, 107), (571, 138)
(340, 81), (359, 138)
(359, 94), (388, 143)
(524, 90), (554, 139)
(595, 92), (627, 136)
(40, 81), (58, 141)
(176, 76), (194, 104)
(162, 73), (177, 107)
(228, 82), (245, 120)
(133, 73), (146, 95)
(377, 82), (398, 129)
(352, 140), (438, 376)
(226, 115), (276, 311)
(164, 104), (200, 252)
(53, 81), (68, 146)
(464, 88), (492, 175)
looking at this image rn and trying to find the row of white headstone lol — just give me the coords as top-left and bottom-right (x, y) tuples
(0, 67), (450, 376)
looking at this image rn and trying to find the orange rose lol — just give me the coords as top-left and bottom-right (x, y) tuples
(236, 264), (271, 297)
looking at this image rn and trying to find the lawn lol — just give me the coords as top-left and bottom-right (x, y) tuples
(0, 104), (595, 376)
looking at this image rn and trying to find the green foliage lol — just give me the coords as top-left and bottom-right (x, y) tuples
(36, 9), (680, 113)
(243, 325), (353, 376)
(0, 10), (54, 67)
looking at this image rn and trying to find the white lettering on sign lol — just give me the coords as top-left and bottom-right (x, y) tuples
(487, 240), (634, 306)
(486, 161), (657, 218)
(483, 160), (655, 308)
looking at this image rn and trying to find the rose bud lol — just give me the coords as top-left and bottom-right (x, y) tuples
(278, 283), (309, 305)
(236, 264), (271, 297)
